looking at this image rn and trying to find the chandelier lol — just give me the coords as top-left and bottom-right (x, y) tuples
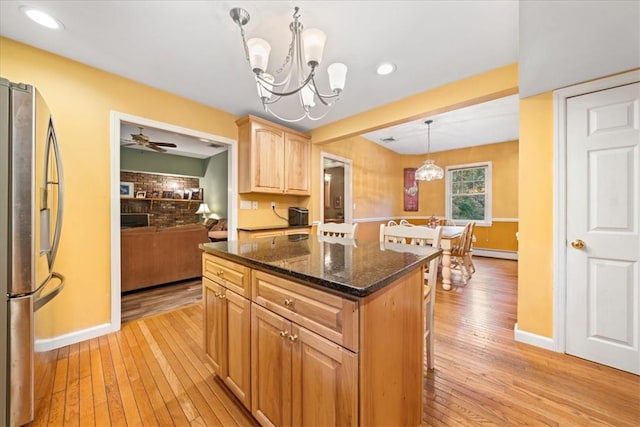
(230, 6), (347, 123)
(415, 120), (444, 181)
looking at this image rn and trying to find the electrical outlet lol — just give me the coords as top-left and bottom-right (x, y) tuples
(252, 201), (258, 210)
(270, 201), (276, 209)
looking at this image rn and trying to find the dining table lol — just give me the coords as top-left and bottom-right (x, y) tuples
(439, 226), (465, 290)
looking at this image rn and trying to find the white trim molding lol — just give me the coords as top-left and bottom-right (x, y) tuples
(35, 323), (113, 352)
(552, 69), (640, 353)
(472, 249), (517, 260)
(513, 323), (556, 352)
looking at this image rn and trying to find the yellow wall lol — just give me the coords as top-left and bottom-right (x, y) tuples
(311, 136), (519, 251)
(1, 37), (239, 338)
(518, 93), (554, 337)
(3, 39), (545, 342)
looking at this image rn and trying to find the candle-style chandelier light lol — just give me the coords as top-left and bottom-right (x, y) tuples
(230, 6), (348, 123)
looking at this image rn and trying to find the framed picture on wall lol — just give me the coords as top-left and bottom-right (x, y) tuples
(135, 191), (146, 199)
(120, 182), (134, 198)
(334, 195), (342, 209)
(189, 188), (203, 200)
(403, 168), (419, 211)
(174, 189), (184, 199)
(162, 190), (173, 199)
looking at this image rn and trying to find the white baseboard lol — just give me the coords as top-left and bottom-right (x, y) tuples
(473, 248), (518, 260)
(35, 322), (120, 352)
(513, 323), (556, 352)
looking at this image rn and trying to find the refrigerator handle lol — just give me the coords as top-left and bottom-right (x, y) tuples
(34, 272), (65, 312)
(43, 118), (64, 269)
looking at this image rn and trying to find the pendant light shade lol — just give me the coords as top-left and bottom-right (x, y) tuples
(415, 120), (444, 181)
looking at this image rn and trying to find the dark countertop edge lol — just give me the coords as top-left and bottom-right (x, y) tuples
(199, 244), (438, 298)
(237, 225), (312, 232)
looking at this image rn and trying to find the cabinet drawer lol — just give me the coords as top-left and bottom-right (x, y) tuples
(252, 270), (359, 352)
(203, 254), (250, 297)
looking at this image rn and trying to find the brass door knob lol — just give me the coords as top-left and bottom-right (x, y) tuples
(279, 330), (289, 338)
(571, 239), (585, 249)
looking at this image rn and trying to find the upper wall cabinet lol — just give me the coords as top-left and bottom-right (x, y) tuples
(236, 115), (310, 195)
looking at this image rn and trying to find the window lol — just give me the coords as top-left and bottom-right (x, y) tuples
(445, 162), (492, 225)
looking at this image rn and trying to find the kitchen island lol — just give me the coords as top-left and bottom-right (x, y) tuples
(200, 234), (441, 426)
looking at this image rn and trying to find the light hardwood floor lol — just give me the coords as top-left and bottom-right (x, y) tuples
(121, 279), (202, 324)
(30, 257), (639, 426)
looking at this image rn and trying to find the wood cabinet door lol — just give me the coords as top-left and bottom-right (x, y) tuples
(252, 123), (285, 193)
(284, 132), (310, 195)
(251, 305), (292, 427)
(291, 325), (358, 427)
(223, 290), (252, 409)
(203, 277), (225, 375)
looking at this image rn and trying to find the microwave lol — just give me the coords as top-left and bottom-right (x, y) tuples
(288, 207), (309, 226)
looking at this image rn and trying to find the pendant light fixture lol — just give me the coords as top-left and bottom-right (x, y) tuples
(230, 6), (347, 123)
(415, 119), (444, 181)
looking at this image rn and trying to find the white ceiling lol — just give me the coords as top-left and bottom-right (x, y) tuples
(0, 0), (520, 153)
(363, 95), (519, 154)
(120, 122), (227, 159)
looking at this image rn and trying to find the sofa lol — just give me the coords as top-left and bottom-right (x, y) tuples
(205, 218), (228, 241)
(121, 224), (209, 292)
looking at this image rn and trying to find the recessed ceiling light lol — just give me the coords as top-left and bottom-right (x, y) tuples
(376, 62), (396, 76)
(20, 6), (64, 30)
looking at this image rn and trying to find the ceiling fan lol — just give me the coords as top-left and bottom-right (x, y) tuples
(121, 127), (177, 153)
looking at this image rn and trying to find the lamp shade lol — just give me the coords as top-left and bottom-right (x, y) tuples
(415, 160), (444, 181)
(301, 28), (326, 65)
(327, 62), (347, 92)
(196, 203), (212, 215)
(301, 85), (316, 108)
(247, 37), (271, 73)
(256, 73), (274, 100)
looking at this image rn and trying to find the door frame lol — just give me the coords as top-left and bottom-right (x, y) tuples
(552, 69), (640, 352)
(320, 152), (353, 224)
(109, 111), (238, 331)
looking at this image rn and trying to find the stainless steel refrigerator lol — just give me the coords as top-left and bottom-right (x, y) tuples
(1, 78), (65, 426)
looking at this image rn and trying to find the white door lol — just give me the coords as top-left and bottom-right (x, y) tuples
(566, 82), (640, 374)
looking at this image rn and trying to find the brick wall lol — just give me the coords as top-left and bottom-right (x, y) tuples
(120, 172), (203, 228)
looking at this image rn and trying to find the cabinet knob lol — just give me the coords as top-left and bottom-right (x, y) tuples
(288, 334), (298, 342)
(216, 270), (224, 276)
(283, 298), (294, 307)
(279, 330), (289, 338)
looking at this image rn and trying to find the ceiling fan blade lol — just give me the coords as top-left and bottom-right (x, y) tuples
(150, 142), (177, 147)
(147, 144), (167, 153)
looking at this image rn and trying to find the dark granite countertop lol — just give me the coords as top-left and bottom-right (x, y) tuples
(237, 224), (311, 232)
(200, 234), (441, 298)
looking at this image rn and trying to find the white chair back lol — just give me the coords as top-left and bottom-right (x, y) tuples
(379, 224), (442, 248)
(317, 222), (359, 238)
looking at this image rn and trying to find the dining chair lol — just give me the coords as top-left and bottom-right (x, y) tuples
(450, 222), (475, 284)
(379, 224), (442, 369)
(316, 222), (359, 238)
(399, 219), (413, 226)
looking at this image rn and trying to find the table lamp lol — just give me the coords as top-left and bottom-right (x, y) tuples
(195, 203), (211, 222)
